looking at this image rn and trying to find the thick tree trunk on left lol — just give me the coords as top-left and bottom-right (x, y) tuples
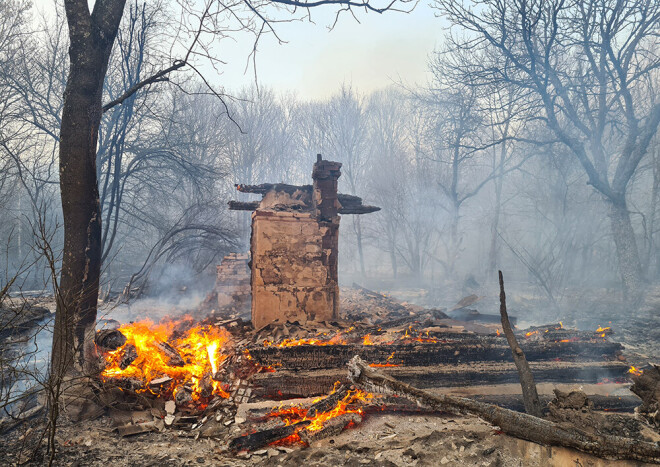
(52, 0), (126, 381)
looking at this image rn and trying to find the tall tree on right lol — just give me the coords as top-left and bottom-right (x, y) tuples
(434, 0), (660, 301)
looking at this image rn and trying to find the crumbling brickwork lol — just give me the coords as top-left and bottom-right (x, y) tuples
(250, 158), (342, 328)
(214, 253), (251, 313)
(230, 155), (378, 329)
(251, 211), (339, 328)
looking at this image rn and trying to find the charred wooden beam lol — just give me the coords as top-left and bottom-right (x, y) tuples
(250, 361), (630, 399)
(348, 356), (660, 464)
(338, 205), (380, 214)
(235, 183), (311, 195)
(337, 193), (380, 214)
(630, 364), (660, 426)
(247, 339), (624, 371)
(228, 199), (379, 214)
(306, 385), (350, 417)
(229, 420), (310, 452)
(228, 200), (260, 211)
(119, 344), (137, 369)
(155, 341), (184, 367)
(298, 413), (361, 444)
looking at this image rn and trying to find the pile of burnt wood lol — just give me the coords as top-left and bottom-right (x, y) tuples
(92, 280), (659, 463)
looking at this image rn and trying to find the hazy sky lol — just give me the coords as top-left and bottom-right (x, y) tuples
(217, 3), (445, 99)
(46, 1), (445, 100)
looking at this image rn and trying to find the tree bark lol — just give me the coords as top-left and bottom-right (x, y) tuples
(608, 196), (643, 302)
(52, 0), (127, 380)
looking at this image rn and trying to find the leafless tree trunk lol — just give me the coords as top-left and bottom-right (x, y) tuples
(53, 0), (126, 378)
(434, 0), (660, 301)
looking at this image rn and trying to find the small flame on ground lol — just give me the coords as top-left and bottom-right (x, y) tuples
(629, 366), (642, 376)
(370, 352), (398, 367)
(263, 334), (347, 347)
(363, 335), (374, 345)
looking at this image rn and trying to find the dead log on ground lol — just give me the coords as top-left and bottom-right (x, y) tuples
(499, 271), (542, 417)
(348, 356), (660, 464)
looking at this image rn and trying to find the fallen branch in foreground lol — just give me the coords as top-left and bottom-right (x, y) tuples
(347, 356), (660, 464)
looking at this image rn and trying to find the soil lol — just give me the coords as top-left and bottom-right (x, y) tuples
(2, 410), (654, 466)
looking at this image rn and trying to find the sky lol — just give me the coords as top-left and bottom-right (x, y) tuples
(216, 2), (446, 99)
(44, 1), (446, 100)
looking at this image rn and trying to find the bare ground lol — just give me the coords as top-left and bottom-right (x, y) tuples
(2, 409), (655, 466)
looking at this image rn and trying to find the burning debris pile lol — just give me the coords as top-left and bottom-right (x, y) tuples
(89, 283), (659, 462)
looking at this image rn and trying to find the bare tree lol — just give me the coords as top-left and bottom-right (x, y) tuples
(54, 0), (414, 387)
(434, 0), (660, 300)
(314, 85), (371, 276)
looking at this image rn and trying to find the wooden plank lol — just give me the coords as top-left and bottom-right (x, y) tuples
(250, 361), (630, 399)
(247, 339), (624, 371)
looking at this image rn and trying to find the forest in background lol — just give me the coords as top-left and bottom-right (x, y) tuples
(1, 0), (659, 313)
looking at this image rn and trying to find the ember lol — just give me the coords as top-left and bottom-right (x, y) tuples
(100, 318), (232, 402)
(263, 333), (347, 347)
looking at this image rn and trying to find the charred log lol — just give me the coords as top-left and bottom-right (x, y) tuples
(155, 341), (185, 367)
(630, 364), (660, 427)
(298, 413), (361, 444)
(119, 344), (137, 370)
(247, 340), (624, 371)
(229, 420), (311, 452)
(306, 385), (350, 417)
(95, 329), (126, 351)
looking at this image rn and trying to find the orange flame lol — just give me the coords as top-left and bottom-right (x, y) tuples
(267, 385), (372, 435)
(263, 330), (349, 347)
(525, 330), (539, 337)
(629, 366), (642, 377)
(100, 318), (231, 401)
(370, 352), (398, 367)
(596, 326), (611, 333)
(363, 335), (374, 345)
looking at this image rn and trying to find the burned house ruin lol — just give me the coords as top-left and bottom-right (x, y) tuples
(227, 155), (379, 329)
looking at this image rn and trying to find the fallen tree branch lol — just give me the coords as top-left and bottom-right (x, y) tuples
(499, 270), (542, 417)
(347, 356), (660, 464)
